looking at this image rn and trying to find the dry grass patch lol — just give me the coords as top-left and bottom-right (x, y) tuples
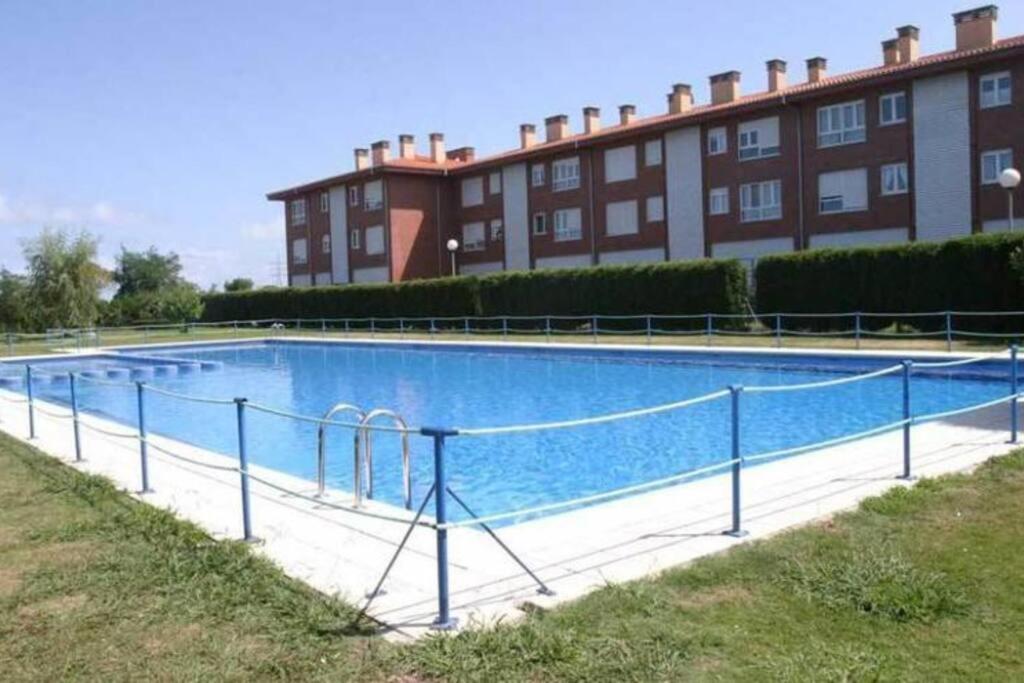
(675, 585), (751, 610)
(17, 592), (88, 619)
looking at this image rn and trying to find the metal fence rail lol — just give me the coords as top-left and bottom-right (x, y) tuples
(0, 343), (1019, 630)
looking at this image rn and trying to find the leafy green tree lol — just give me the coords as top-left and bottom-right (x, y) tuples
(0, 269), (30, 331)
(22, 229), (109, 330)
(112, 246), (184, 298)
(223, 277), (254, 292)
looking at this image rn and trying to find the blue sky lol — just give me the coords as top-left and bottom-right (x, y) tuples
(2, 1), (1021, 287)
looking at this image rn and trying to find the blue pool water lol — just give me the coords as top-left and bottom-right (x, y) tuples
(4, 340), (1015, 524)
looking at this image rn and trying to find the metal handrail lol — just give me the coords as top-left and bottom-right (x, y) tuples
(359, 408), (412, 510)
(316, 403), (365, 497)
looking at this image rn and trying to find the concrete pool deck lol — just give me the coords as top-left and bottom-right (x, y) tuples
(0, 339), (1020, 640)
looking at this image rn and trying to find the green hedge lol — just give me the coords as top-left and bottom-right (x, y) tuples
(201, 259), (749, 329)
(754, 232), (1024, 332)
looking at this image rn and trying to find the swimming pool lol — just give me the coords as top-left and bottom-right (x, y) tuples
(3, 340), (1015, 524)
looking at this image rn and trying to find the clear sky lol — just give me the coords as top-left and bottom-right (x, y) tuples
(2, 1), (1021, 287)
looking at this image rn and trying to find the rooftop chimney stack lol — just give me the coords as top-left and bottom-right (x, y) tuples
(806, 57), (827, 83)
(371, 140), (390, 166)
(667, 84), (693, 114)
(429, 133), (445, 164)
(583, 107), (601, 134)
(446, 147), (475, 163)
(619, 104), (637, 125)
(399, 134), (415, 159)
(896, 25), (920, 63)
(545, 114), (569, 142)
(954, 5), (998, 51)
(882, 38), (899, 66)
(520, 123), (536, 149)
(766, 60), (787, 92)
(354, 148), (369, 171)
(709, 71), (741, 104)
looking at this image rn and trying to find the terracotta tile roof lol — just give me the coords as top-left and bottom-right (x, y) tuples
(268, 34), (1024, 199)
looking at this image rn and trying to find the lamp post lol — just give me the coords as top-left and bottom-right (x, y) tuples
(999, 167), (1021, 232)
(446, 238), (459, 276)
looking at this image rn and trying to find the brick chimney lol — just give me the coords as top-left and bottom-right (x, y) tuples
(709, 71), (740, 105)
(354, 148), (369, 171)
(429, 133), (445, 164)
(806, 57), (827, 83)
(545, 114), (569, 142)
(896, 25), (920, 63)
(766, 60), (787, 92)
(954, 5), (998, 51)
(520, 123), (536, 149)
(667, 84), (693, 114)
(882, 39), (899, 66)
(619, 104), (636, 125)
(398, 134), (415, 160)
(371, 140), (390, 166)
(583, 107), (601, 134)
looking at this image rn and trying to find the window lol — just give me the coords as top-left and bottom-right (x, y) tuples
(489, 219), (503, 241)
(740, 180), (782, 222)
(604, 145), (637, 183)
(363, 180), (383, 211)
(981, 149), (1013, 184)
(818, 168), (868, 214)
(321, 234), (331, 254)
(644, 139), (662, 166)
(319, 191), (330, 213)
(489, 172), (502, 195)
(553, 208), (582, 242)
(737, 117), (780, 160)
(605, 200), (639, 236)
(531, 164), (546, 187)
(709, 187), (729, 215)
(881, 162), (909, 195)
(291, 238), (308, 264)
(348, 186), (359, 207)
(462, 222), (485, 251)
(365, 225), (385, 255)
(707, 127), (727, 155)
(980, 71), (1011, 109)
(817, 100), (866, 147)
(879, 92), (907, 125)
(350, 229), (360, 250)
(461, 177), (484, 207)
(552, 157), (581, 191)
(532, 212), (547, 235)
(646, 195), (664, 222)
(289, 199), (306, 226)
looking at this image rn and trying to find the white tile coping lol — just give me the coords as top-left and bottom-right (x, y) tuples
(0, 338), (1019, 640)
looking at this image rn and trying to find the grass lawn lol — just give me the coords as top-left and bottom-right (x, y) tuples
(2, 432), (1023, 681)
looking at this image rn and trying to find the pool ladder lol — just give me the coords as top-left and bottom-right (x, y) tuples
(316, 403), (412, 510)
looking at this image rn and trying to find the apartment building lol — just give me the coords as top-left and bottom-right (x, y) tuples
(268, 5), (1024, 286)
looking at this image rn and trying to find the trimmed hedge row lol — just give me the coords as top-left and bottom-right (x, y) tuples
(754, 232), (1024, 332)
(201, 259), (749, 326)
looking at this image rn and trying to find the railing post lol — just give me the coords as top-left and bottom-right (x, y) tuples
(233, 320), (239, 338)
(344, 319), (350, 335)
(1011, 344), (1019, 444)
(136, 382), (153, 493)
(423, 426), (460, 630)
(646, 315), (652, 345)
(235, 398), (256, 541)
(545, 316), (551, 343)
(370, 317), (376, 338)
(727, 385), (746, 537)
(464, 317), (470, 336)
(774, 314), (782, 348)
(945, 311), (953, 352)
(429, 318), (436, 335)
(399, 318), (405, 337)
(901, 360), (913, 479)
(321, 317), (326, 336)
(69, 373), (82, 462)
(25, 365), (36, 439)
(706, 313), (713, 347)
(502, 316), (508, 340)
(591, 315), (598, 343)
(854, 312), (862, 350)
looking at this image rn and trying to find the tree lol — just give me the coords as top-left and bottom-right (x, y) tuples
(223, 277), (254, 292)
(112, 246), (184, 299)
(22, 229), (109, 330)
(0, 269), (29, 331)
